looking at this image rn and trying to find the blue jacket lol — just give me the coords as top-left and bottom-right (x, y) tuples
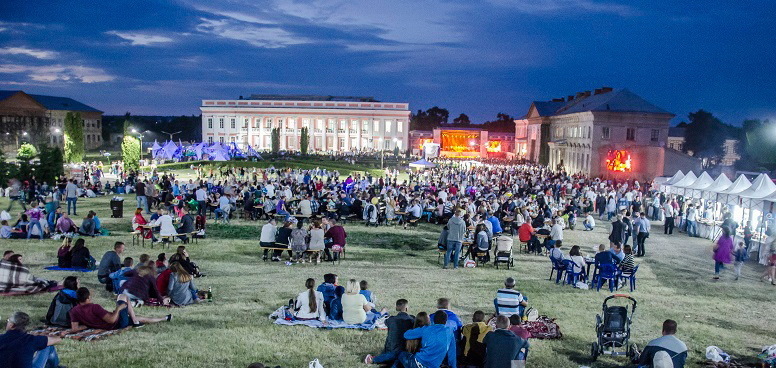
(487, 216), (503, 234)
(404, 324), (457, 368)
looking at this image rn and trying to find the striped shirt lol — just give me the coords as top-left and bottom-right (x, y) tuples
(495, 288), (524, 316)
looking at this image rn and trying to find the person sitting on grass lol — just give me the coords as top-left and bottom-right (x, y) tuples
(167, 262), (199, 306)
(436, 298), (463, 338)
(294, 278), (326, 321)
(393, 310), (457, 368)
(0, 311), (62, 368)
(0, 254), (56, 294)
(359, 280), (376, 310)
(155, 253), (169, 273)
(78, 212), (97, 237)
(135, 254), (151, 270)
(317, 273), (344, 318)
(483, 315), (530, 368)
(45, 276), (80, 328)
(634, 319), (687, 368)
(583, 212), (596, 231)
(109, 257), (134, 293)
(68, 287), (171, 331)
(12, 213), (30, 237)
(122, 265), (168, 306)
(57, 238), (72, 268)
(342, 279), (388, 325)
(508, 314), (531, 340)
(97, 242), (125, 291)
(169, 246), (203, 277)
(364, 299), (414, 365)
(460, 310), (492, 367)
(495, 277), (528, 318)
(69, 238), (92, 269)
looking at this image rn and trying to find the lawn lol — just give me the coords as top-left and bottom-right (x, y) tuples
(1, 194), (773, 368)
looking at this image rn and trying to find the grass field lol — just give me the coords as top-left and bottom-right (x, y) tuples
(1, 194), (774, 368)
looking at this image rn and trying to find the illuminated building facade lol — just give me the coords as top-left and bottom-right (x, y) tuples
(409, 128), (514, 158)
(515, 87), (675, 180)
(201, 95), (410, 153)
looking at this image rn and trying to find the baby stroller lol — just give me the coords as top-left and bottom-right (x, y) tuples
(493, 235), (514, 269)
(591, 294), (638, 361)
(363, 203), (379, 227)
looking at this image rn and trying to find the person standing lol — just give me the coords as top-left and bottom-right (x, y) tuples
(483, 315), (530, 368)
(635, 212), (650, 257)
(685, 203), (698, 237)
(713, 226), (734, 280)
(135, 180), (148, 215)
(663, 199), (675, 235)
(195, 185), (207, 217)
(445, 208), (466, 269)
(65, 179), (79, 216)
(0, 311), (62, 368)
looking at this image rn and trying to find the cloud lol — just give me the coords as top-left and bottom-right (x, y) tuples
(192, 6), (278, 25)
(0, 47), (58, 59)
(105, 31), (175, 46)
(195, 18), (309, 48)
(487, 0), (636, 16)
(0, 64), (115, 83)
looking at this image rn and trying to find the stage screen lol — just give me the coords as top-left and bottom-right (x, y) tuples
(486, 140), (501, 152)
(441, 130), (480, 152)
(605, 149), (632, 172)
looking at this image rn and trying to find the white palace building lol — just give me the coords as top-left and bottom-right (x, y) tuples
(200, 95), (411, 153)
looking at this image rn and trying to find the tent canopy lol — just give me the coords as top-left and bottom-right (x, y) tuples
(665, 171), (685, 185)
(738, 173), (776, 199)
(704, 174), (733, 193)
(409, 159), (436, 168)
(687, 172), (715, 190)
(672, 171), (698, 188)
(718, 174), (753, 195)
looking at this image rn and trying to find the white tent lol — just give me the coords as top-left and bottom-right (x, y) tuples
(737, 173), (776, 200)
(409, 159), (436, 169)
(703, 174), (733, 196)
(661, 171), (685, 193)
(686, 172), (715, 199)
(670, 171), (697, 195)
(735, 174), (776, 244)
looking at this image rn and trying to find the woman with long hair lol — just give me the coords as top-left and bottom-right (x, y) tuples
(69, 238), (91, 269)
(405, 312), (431, 353)
(294, 278), (325, 321)
(169, 245), (201, 277)
(57, 238), (73, 268)
(167, 262), (199, 306)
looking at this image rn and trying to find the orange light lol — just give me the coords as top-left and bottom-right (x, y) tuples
(605, 150), (632, 172)
(486, 140), (502, 152)
(418, 138), (433, 149)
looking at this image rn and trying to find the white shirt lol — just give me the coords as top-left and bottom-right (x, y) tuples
(195, 188), (207, 201)
(153, 214), (176, 236)
(265, 184), (276, 198)
(663, 203), (674, 217)
(218, 196), (231, 211)
(585, 215), (595, 227)
(295, 290), (326, 321)
(686, 207), (697, 221)
(260, 223), (277, 243)
(550, 223), (564, 241)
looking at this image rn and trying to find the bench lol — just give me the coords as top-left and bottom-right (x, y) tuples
(261, 246), (335, 264)
(131, 230), (146, 247)
(519, 241), (529, 253)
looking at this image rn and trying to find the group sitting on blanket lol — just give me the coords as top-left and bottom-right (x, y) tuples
(0, 202), (106, 240)
(1, 251), (57, 294)
(294, 275), (388, 325)
(260, 217), (346, 263)
(56, 238), (94, 269)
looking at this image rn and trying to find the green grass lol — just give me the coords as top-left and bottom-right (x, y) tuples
(1, 194), (773, 368)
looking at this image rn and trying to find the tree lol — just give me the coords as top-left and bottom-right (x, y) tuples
(17, 143), (37, 161)
(121, 120), (141, 172)
(63, 111), (85, 163)
(738, 119), (776, 171)
(300, 127), (310, 155)
(0, 151), (18, 185)
(683, 110), (728, 161)
(453, 113), (471, 125)
(271, 128), (280, 153)
(36, 145), (64, 184)
(409, 107), (450, 130)
(482, 113), (516, 132)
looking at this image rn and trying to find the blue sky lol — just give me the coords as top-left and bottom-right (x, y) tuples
(0, 0), (774, 125)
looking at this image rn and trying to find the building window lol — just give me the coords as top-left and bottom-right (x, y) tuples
(328, 119), (335, 130)
(231, 136), (236, 143)
(208, 118), (213, 129)
(339, 120), (347, 130)
(363, 120), (369, 131)
(397, 121), (403, 133)
(231, 118), (236, 129)
(317, 119), (324, 130)
(244, 118), (248, 128)
(386, 120), (392, 133)
(373, 120), (380, 132)
(338, 138), (345, 148)
(602, 127), (610, 140)
(626, 128), (635, 141)
(208, 137), (213, 144)
(288, 118), (296, 129)
(588, 126), (591, 139)
(219, 137), (224, 143)
(219, 118), (224, 129)
(651, 129), (660, 142)
(302, 119), (310, 129)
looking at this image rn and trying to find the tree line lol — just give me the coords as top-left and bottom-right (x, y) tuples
(409, 107), (516, 132)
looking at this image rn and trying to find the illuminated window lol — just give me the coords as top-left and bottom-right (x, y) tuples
(651, 129), (660, 142)
(626, 128), (635, 141)
(397, 121), (403, 133)
(386, 120), (392, 133)
(602, 127), (610, 139)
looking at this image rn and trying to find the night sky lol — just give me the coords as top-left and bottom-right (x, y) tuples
(1, 0), (774, 125)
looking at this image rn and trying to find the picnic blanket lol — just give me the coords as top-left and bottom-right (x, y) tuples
(269, 306), (387, 330)
(0, 284), (62, 296)
(487, 315), (562, 339)
(29, 326), (131, 342)
(0, 259), (57, 294)
(44, 266), (95, 272)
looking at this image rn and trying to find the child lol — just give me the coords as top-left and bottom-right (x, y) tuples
(733, 241), (747, 280)
(359, 280), (376, 311)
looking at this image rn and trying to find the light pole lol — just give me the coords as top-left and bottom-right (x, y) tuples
(161, 130), (182, 141)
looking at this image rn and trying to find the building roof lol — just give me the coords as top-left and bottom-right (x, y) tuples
(528, 88), (673, 118)
(247, 94), (378, 102)
(27, 93), (102, 112)
(0, 90), (22, 101)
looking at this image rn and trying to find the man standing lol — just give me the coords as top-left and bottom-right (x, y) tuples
(495, 277), (528, 317)
(685, 203), (698, 237)
(65, 179), (78, 216)
(445, 209), (466, 269)
(392, 311), (457, 368)
(0, 311), (62, 368)
(636, 212), (650, 257)
(97, 242), (125, 290)
(135, 180), (148, 215)
(195, 185), (207, 217)
(483, 315), (530, 368)
(663, 199), (675, 235)
(635, 319), (688, 368)
(364, 299), (414, 365)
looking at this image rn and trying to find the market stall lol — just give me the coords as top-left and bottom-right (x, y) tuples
(696, 174), (733, 239)
(669, 171), (698, 196)
(734, 174), (776, 257)
(661, 170), (685, 193)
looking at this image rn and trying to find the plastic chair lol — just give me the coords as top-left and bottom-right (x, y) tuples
(563, 259), (586, 286)
(618, 264), (640, 292)
(596, 263), (620, 292)
(549, 256), (566, 284)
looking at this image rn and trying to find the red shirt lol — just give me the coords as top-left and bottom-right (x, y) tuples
(509, 325), (532, 339)
(518, 223), (534, 242)
(325, 225), (347, 246)
(69, 303), (116, 330)
(157, 268), (172, 297)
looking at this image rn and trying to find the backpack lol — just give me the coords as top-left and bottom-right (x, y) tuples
(46, 291), (77, 327)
